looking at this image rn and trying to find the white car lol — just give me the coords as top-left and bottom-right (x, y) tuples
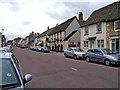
(0, 52), (32, 89)
(0, 47), (7, 53)
(64, 47), (86, 60)
(36, 46), (42, 51)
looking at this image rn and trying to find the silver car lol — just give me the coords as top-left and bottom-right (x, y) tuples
(0, 47), (7, 53)
(3, 46), (13, 53)
(64, 47), (86, 59)
(0, 52), (32, 89)
(85, 48), (120, 66)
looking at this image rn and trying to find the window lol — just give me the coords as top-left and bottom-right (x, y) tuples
(94, 49), (103, 55)
(0, 58), (21, 86)
(97, 40), (104, 48)
(87, 49), (94, 53)
(84, 41), (88, 47)
(96, 23), (102, 33)
(67, 48), (73, 51)
(84, 27), (89, 35)
(114, 20), (120, 31)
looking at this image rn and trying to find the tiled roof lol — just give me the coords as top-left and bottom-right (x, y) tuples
(40, 16), (78, 37)
(48, 16), (78, 35)
(64, 30), (78, 41)
(81, 1), (120, 27)
(40, 31), (47, 37)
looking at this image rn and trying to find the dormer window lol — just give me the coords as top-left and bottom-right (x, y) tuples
(114, 20), (120, 31)
(96, 23), (102, 34)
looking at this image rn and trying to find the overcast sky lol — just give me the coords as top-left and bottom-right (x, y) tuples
(0, 0), (118, 40)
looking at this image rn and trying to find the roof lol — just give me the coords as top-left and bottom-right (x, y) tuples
(49, 16), (78, 35)
(40, 16), (79, 37)
(81, 1), (120, 27)
(39, 31), (47, 37)
(64, 30), (78, 41)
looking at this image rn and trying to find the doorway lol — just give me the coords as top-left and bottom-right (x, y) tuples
(111, 39), (120, 54)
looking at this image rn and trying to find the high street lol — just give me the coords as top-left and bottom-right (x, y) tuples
(13, 47), (118, 88)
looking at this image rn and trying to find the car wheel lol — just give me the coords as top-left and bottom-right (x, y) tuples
(86, 57), (90, 62)
(74, 55), (77, 60)
(104, 60), (111, 66)
(41, 49), (44, 52)
(64, 53), (68, 58)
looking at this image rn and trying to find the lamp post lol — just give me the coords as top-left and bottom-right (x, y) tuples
(1, 29), (4, 47)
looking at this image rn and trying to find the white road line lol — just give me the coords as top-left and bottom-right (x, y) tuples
(71, 68), (78, 71)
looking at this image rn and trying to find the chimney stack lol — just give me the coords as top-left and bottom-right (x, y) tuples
(56, 23), (58, 27)
(47, 26), (49, 30)
(79, 12), (83, 23)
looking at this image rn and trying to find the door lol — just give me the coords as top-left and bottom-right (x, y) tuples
(90, 40), (95, 48)
(116, 39), (120, 54)
(111, 39), (120, 54)
(94, 49), (104, 63)
(69, 48), (74, 57)
(67, 48), (74, 57)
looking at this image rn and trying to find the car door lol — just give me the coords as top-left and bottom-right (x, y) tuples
(67, 48), (74, 57)
(66, 48), (71, 57)
(87, 49), (95, 61)
(94, 49), (104, 62)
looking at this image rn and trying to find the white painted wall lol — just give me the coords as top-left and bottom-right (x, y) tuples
(80, 22), (107, 51)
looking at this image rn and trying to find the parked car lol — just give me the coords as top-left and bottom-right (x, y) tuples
(85, 48), (120, 66)
(36, 46), (42, 51)
(39, 46), (50, 53)
(0, 47), (7, 53)
(29, 46), (37, 51)
(64, 47), (86, 59)
(3, 46), (13, 53)
(0, 52), (32, 89)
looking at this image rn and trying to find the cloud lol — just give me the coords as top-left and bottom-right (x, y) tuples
(0, 0), (20, 11)
(0, 0), (118, 40)
(22, 21), (31, 25)
(44, 2), (73, 20)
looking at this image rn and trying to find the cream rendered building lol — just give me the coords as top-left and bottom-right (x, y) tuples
(80, 1), (120, 53)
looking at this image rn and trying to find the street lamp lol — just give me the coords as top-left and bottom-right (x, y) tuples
(1, 28), (4, 47)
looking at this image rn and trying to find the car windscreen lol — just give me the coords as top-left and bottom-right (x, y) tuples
(0, 58), (21, 89)
(102, 49), (116, 55)
(3, 48), (11, 52)
(43, 47), (49, 50)
(0, 50), (6, 53)
(74, 48), (84, 52)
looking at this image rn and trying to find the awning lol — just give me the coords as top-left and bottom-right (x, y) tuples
(37, 41), (43, 45)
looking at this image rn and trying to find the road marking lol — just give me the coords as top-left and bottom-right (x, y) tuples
(71, 68), (78, 71)
(65, 58), (118, 70)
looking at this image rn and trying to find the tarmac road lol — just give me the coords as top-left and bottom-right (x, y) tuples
(13, 47), (119, 88)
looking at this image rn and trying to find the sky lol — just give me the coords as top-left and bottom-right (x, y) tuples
(0, 0), (118, 41)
